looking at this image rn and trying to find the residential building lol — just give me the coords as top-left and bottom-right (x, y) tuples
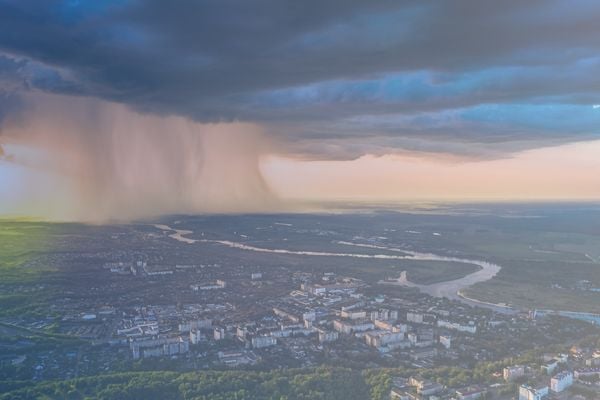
(407, 312), (424, 324)
(504, 365), (526, 382)
(550, 371), (573, 392)
(333, 319), (374, 334)
(519, 384), (549, 400)
(456, 386), (486, 400)
(541, 359), (559, 375)
(340, 309), (367, 320)
(214, 327), (226, 341)
(439, 334), (452, 349)
(251, 336), (277, 349)
(189, 329), (206, 345)
(317, 329), (339, 343)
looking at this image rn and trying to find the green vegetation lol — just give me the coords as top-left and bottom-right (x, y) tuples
(0, 354), (554, 400)
(402, 260), (478, 284)
(0, 368), (372, 400)
(0, 221), (64, 332)
(431, 226), (600, 312)
(464, 258), (600, 313)
(0, 220), (54, 283)
(324, 259), (479, 285)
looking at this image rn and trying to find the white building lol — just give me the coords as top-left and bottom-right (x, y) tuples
(189, 329), (206, 345)
(196, 319), (213, 329)
(369, 308), (397, 321)
(340, 310), (367, 320)
(214, 327), (226, 341)
(437, 320), (477, 333)
(519, 384), (549, 400)
(503, 365), (525, 381)
(407, 312), (424, 324)
(574, 367), (600, 379)
(333, 319), (374, 334)
(192, 280), (226, 291)
(393, 324), (408, 333)
(273, 307), (301, 323)
(408, 378), (443, 396)
(236, 326), (249, 340)
(374, 319), (394, 330)
(408, 332), (419, 345)
(178, 318), (212, 333)
(317, 329), (339, 343)
(132, 336), (189, 359)
(439, 334), (452, 349)
(302, 311), (316, 322)
(550, 371), (573, 392)
(252, 336), (277, 349)
(365, 331), (405, 348)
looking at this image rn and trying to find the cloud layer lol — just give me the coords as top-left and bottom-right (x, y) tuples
(1, 0), (600, 159)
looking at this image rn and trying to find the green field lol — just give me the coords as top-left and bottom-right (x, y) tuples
(0, 219), (54, 278)
(0, 220), (58, 319)
(0, 368), (374, 400)
(0, 364), (508, 400)
(402, 260), (479, 285)
(315, 258), (479, 286)
(443, 229), (600, 313)
(463, 258), (600, 313)
(0, 351), (567, 400)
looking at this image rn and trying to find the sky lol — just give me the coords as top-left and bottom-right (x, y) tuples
(1, 0), (600, 220)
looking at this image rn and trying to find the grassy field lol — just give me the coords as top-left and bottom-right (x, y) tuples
(400, 260), (479, 284)
(424, 223), (600, 312)
(0, 220), (57, 319)
(465, 280), (600, 313)
(0, 220), (54, 279)
(311, 258), (480, 285)
(463, 258), (600, 313)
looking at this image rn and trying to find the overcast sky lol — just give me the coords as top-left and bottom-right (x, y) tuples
(1, 1), (600, 218)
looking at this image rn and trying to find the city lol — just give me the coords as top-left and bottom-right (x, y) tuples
(1, 210), (599, 399)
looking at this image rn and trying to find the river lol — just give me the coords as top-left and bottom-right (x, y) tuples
(153, 224), (513, 313)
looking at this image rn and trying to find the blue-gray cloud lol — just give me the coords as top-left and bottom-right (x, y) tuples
(1, 0), (600, 158)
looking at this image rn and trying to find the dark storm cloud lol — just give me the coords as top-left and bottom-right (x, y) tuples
(0, 55), (26, 124)
(1, 0), (600, 158)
